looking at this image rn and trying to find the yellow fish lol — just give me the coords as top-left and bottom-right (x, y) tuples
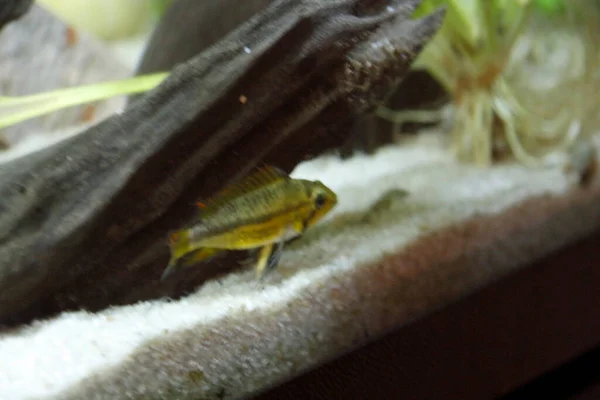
(161, 165), (337, 281)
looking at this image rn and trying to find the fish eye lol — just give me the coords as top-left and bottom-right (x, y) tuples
(314, 193), (326, 209)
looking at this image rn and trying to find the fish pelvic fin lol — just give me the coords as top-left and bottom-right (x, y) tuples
(254, 241), (284, 280)
(161, 229), (192, 281)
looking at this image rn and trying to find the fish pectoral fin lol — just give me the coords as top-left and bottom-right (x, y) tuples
(160, 247), (222, 281)
(254, 242), (285, 280)
(291, 219), (307, 234)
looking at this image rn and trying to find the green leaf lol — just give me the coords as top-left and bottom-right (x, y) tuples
(150, 0), (174, 19)
(533, 0), (566, 14)
(0, 72), (168, 130)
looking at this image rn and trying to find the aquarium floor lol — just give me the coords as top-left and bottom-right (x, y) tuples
(252, 229), (600, 399)
(2, 132), (599, 400)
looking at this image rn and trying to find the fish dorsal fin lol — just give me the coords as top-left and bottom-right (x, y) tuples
(195, 165), (289, 215)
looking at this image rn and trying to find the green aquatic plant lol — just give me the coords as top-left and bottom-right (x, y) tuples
(38, 0), (155, 40)
(534, 0), (566, 14)
(150, 0), (174, 18)
(378, 0), (599, 167)
(0, 72), (168, 130)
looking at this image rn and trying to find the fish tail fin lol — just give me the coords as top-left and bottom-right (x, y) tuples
(161, 246), (222, 281)
(161, 229), (192, 281)
(161, 257), (181, 281)
(179, 247), (222, 267)
(168, 229), (192, 259)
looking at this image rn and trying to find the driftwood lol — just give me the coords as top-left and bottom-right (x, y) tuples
(135, 0), (274, 75)
(135, 0), (448, 158)
(0, 0), (444, 326)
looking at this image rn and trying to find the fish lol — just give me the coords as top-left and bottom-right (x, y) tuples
(161, 165), (338, 281)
